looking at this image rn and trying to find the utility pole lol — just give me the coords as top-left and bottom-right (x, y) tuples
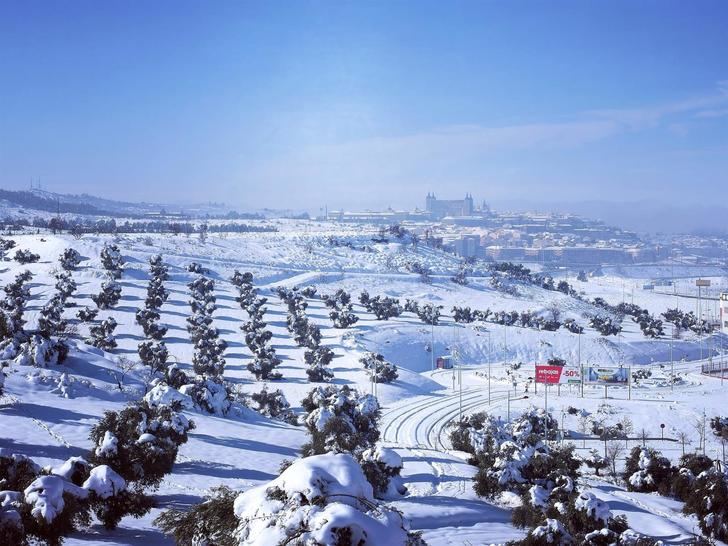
(488, 330), (492, 405)
(430, 321), (435, 372)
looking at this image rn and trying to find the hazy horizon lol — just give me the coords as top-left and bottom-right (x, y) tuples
(1, 1), (727, 216)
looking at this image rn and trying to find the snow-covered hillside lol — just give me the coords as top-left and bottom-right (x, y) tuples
(1, 229), (727, 545)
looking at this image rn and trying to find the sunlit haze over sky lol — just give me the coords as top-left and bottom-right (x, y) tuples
(1, 0), (727, 214)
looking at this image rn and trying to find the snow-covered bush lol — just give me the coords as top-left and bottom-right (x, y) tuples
(13, 334), (69, 367)
(88, 400), (194, 490)
(452, 408), (574, 500)
(100, 244), (124, 279)
(187, 261), (206, 274)
(1, 271), (33, 338)
(682, 464), (728, 541)
(148, 254), (169, 281)
(360, 352), (398, 383)
(0, 237), (17, 261)
(513, 490), (630, 546)
(187, 275), (226, 379)
(360, 445), (406, 498)
(247, 353), (282, 381)
(583, 449), (609, 477)
(180, 376), (231, 415)
(87, 317), (118, 351)
(249, 386), (294, 423)
(145, 277), (169, 309)
(324, 289), (359, 329)
(59, 248), (82, 271)
(416, 303), (442, 325)
(304, 345), (335, 382)
(589, 315), (622, 336)
(155, 485), (237, 546)
(76, 306), (99, 322)
(623, 447), (674, 495)
(301, 385), (380, 458)
(363, 295), (402, 320)
(138, 340), (169, 377)
(54, 271), (77, 303)
(14, 249), (39, 264)
(91, 280), (122, 309)
(37, 295), (68, 337)
(135, 308), (168, 340)
(232, 453), (425, 546)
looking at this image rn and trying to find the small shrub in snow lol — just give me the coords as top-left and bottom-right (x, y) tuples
(14, 249), (40, 264)
(135, 308), (168, 340)
(59, 248), (82, 271)
(148, 254), (169, 281)
(91, 280), (122, 309)
(145, 277), (169, 309)
(88, 400), (194, 490)
(187, 261), (207, 274)
(583, 449), (609, 477)
(54, 271), (77, 303)
(13, 334), (69, 367)
(623, 447), (674, 495)
(301, 385), (380, 458)
(37, 295), (68, 337)
(304, 345), (335, 382)
(324, 289), (359, 329)
(76, 306), (99, 322)
(180, 376), (232, 415)
(682, 464), (728, 541)
(138, 340), (169, 377)
(416, 303), (442, 325)
(360, 352), (398, 383)
(249, 386), (294, 422)
(360, 445), (406, 498)
(155, 485), (238, 546)
(247, 353), (282, 381)
(100, 244), (124, 279)
(232, 453), (425, 546)
(0, 237), (17, 260)
(87, 317), (118, 352)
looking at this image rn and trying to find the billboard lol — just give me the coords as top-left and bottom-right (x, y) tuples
(535, 365), (581, 385)
(586, 367), (629, 384)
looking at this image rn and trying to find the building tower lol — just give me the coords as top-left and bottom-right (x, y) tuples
(425, 192), (436, 213)
(463, 193), (474, 216)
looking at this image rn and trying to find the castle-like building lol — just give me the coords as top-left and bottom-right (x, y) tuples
(425, 193), (474, 219)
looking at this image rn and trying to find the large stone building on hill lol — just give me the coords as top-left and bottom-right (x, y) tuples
(425, 193), (474, 219)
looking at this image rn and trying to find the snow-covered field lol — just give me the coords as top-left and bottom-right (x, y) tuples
(2, 227), (727, 545)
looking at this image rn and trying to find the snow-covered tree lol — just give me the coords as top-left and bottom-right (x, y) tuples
(59, 248), (82, 271)
(145, 278), (169, 310)
(584, 449), (609, 477)
(54, 271), (77, 303)
(301, 385), (380, 458)
(623, 447), (674, 495)
(249, 386), (294, 422)
(232, 453), (425, 546)
(304, 345), (335, 382)
(148, 254), (169, 281)
(88, 400), (194, 490)
(14, 249), (39, 264)
(360, 352), (398, 383)
(135, 308), (168, 340)
(324, 289), (359, 329)
(138, 340), (169, 377)
(87, 317), (118, 351)
(91, 280), (122, 310)
(158, 454), (425, 546)
(100, 244), (124, 279)
(416, 303), (442, 325)
(76, 306), (99, 323)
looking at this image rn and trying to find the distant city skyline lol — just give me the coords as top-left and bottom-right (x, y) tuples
(1, 1), (727, 213)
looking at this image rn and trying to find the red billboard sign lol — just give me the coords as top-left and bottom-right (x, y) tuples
(535, 365), (581, 384)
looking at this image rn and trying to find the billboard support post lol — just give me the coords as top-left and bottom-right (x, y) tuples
(544, 383), (548, 443)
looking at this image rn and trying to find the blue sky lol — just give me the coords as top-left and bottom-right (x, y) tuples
(1, 0), (727, 211)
